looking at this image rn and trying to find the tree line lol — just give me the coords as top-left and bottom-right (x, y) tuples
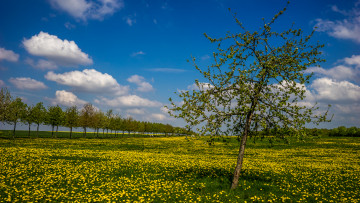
(306, 127), (360, 137)
(0, 88), (190, 139)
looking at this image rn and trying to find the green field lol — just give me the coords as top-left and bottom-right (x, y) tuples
(0, 132), (359, 202)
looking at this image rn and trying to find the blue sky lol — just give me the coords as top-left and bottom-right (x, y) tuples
(0, 0), (359, 128)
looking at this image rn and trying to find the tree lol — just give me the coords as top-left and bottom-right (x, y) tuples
(46, 105), (64, 138)
(22, 104), (34, 137)
(64, 106), (79, 139)
(168, 4), (330, 189)
(0, 88), (12, 125)
(6, 97), (26, 138)
(32, 102), (47, 138)
(92, 110), (104, 138)
(79, 103), (95, 137)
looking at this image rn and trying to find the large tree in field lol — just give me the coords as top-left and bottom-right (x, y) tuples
(168, 4), (330, 189)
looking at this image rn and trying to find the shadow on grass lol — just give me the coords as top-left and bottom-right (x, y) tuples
(168, 166), (274, 192)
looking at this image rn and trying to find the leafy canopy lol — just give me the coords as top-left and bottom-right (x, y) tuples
(169, 5), (331, 138)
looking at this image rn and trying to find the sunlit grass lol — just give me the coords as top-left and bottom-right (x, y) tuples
(0, 135), (359, 202)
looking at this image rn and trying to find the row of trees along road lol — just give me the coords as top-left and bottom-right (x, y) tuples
(0, 88), (189, 139)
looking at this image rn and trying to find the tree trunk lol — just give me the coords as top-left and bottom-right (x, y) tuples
(12, 121), (17, 139)
(55, 125), (58, 138)
(230, 128), (249, 189)
(51, 125), (54, 138)
(230, 110), (254, 189)
(70, 127), (73, 139)
(36, 124), (40, 138)
(28, 123), (31, 137)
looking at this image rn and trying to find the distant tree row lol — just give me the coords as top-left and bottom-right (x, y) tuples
(327, 126), (360, 137)
(0, 88), (190, 139)
(305, 127), (360, 137)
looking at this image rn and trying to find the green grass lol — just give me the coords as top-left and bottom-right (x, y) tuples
(0, 131), (359, 202)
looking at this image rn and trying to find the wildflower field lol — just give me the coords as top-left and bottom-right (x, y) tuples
(0, 132), (359, 202)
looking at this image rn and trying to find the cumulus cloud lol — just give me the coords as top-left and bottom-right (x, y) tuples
(0, 47), (19, 62)
(305, 54), (360, 83)
(96, 95), (161, 107)
(9, 77), (47, 90)
(126, 108), (145, 115)
(344, 54), (360, 66)
(45, 69), (129, 95)
(149, 113), (167, 121)
(23, 32), (92, 67)
(314, 2), (360, 43)
(26, 58), (57, 70)
(305, 65), (359, 82)
(51, 90), (87, 107)
(187, 82), (214, 91)
(49, 0), (124, 21)
(310, 77), (360, 103)
(127, 75), (154, 92)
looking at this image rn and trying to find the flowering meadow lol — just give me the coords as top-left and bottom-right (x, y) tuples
(0, 134), (359, 202)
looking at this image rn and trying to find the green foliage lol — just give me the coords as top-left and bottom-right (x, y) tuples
(0, 88), (189, 138)
(46, 105), (64, 138)
(329, 126), (360, 137)
(0, 88), (12, 123)
(169, 5), (330, 138)
(168, 3), (331, 189)
(6, 97), (26, 138)
(31, 102), (47, 137)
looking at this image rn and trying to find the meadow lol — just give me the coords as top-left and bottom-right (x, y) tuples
(0, 131), (359, 202)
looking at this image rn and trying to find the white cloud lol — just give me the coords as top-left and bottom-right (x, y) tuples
(131, 51), (145, 57)
(26, 58), (58, 70)
(9, 77), (47, 90)
(51, 90), (87, 107)
(187, 82), (214, 91)
(126, 108), (145, 115)
(64, 22), (76, 30)
(201, 55), (210, 60)
(124, 15), (136, 26)
(50, 0), (123, 21)
(96, 95), (161, 107)
(160, 106), (170, 114)
(344, 54), (360, 66)
(127, 75), (154, 92)
(310, 77), (360, 103)
(0, 80), (5, 87)
(314, 2), (360, 43)
(305, 65), (359, 82)
(149, 113), (167, 121)
(23, 31), (92, 67)
(0, 47), (19, 62)
(45, 69), (129, 95)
